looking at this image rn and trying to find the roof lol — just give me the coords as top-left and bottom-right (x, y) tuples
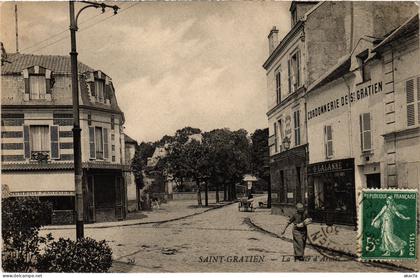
(124, 134), (138, 145)
(306, 54), (351, 94)
(1, 53), (94, 74)
(372, 14), (419, 52)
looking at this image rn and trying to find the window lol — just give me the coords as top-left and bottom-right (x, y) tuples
(293, 110), (301, 146)
(278, 119), (284, 149)
(88, 113), (92, 126)
(360, 113), (372, 151)
(274, 122), (278, 153)
(111, 133), (115, 141)
(29, 75), (46, 99)
(288, 50), (301, 94)
(324, 125), (333, 158)
(275, 71), (281, 104)
(95, 79), (105, 102)
(406, 77), (420, 127)
(111, 115), (115, 130)
(95, 127), (104, 159)
(30, 126), (49, 153)
(112, 145), (115, 152)
(357, 50), (370, 83)
(89, 126), (109, 160)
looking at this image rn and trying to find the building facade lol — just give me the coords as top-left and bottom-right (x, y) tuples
(305, 14), (419, 225)
(263, 1), (417, 218)
(1, 53), (129, 224)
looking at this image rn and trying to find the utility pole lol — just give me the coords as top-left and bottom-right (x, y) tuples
(69, 0), (119, 239)
(15, 4), (19, 53)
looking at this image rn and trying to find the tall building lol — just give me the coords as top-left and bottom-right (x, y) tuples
(263, 1), (416, 219)
(1, 53), (129, 224)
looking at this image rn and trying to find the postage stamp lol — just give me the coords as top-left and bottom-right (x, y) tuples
(359, 189), (417, 261)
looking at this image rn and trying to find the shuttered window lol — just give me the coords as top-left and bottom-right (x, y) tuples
(89, 126), (96, 159)
(275, 71), (281, 104)
(360, 113), (372, 151)
(30, 126), (49, 153)
(95, 79), (105, 103)
(50, 125), (59, 159)
(294, 110), (301, 146)
(324, 125), (333, 158)
(406, 78), (420, 127)
(406, 79), (415, 126)
(274, 122), (278, 153)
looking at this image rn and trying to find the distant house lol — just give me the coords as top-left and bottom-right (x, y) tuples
(124, 134), (139, 212)
(1, 53), (130, 224)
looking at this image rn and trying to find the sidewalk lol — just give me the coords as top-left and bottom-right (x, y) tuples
(42, 200), (233, 231)
(249, 209), (418, 271)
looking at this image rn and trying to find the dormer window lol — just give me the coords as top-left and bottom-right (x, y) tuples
(22, 66), (53, 101)
(29, 75), (47, 100)
(357, 50), (371, 83)
(95, 78), (105, 103)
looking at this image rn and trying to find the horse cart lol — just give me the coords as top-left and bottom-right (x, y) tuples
(238, 197), (255, 212)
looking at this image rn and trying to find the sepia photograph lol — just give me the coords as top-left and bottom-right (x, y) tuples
(0, 0), (419, 276)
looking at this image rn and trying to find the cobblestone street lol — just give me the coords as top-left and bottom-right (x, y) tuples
(41, 200), (405, 273)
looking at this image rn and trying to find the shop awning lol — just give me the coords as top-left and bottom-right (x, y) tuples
(2, 172), (75, 197)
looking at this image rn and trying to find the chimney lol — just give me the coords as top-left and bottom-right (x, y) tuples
(268, 26), (279, 55)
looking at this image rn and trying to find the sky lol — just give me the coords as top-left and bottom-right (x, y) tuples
(0, 1), (291, 142)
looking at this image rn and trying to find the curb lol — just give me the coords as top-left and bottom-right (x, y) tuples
(42, 201), (237, 231)
(244, 217), (417, 273)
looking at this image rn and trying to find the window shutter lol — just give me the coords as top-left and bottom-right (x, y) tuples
(274, 122), (278, 153)
(103, 128), (109, 159)
(296, 50), (301, 87)
(406, 79), (415, 126)
(89, 126), (96, 159)
(287, 59), (291, 94)
(50, 125), (59, 159)
(417, 77), (420, 124)
(23, 125), (30, 158)
(327, 126), (333, 157)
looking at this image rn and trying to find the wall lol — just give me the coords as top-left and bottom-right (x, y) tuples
(305, 1), (351, 86)
(306, 78), (352, 164)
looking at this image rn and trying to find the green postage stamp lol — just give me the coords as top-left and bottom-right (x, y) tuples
(359, 189), (417, 261)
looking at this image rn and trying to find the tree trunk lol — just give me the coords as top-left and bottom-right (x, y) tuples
(196, 180), (202, 206)
(204, 180), (208, 207)
(223, 183), (227, 201)
(215, 183), (219, 203)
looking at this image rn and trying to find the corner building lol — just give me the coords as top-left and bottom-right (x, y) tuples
(263, 1), (416, 218)
(1, 53), (130, 224)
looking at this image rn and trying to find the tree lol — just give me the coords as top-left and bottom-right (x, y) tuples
(164, 137), (209, 206)
(250, 128), (271, 206)
(203, 128), (251, 201)
(131, 142), (156, 191)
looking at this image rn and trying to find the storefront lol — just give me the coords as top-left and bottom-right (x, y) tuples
(307, 158), (356, 226)
(270, 144), (308, 216)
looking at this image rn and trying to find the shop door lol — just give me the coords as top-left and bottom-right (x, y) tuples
(86, 175), (96, 223)
(115, 176), (125, 220)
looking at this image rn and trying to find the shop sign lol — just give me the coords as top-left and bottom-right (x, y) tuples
(9, 191), (75, 197)
(308, 158), (354, 175)
(307, 81), (383, 120)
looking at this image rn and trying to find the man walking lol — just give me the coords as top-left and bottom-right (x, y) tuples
(281, 203), (312, 261)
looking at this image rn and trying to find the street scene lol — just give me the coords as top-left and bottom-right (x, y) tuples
(1, 0), (419, 275)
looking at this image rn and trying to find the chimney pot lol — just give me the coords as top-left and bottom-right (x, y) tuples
(268, 26), (279, 55)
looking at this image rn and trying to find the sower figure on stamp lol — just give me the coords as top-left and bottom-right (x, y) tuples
(371, 196), (410, 256)
(281, 203), (312, 261)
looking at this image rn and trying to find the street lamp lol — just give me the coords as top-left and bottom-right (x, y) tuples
(69, 0), (119, 239)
